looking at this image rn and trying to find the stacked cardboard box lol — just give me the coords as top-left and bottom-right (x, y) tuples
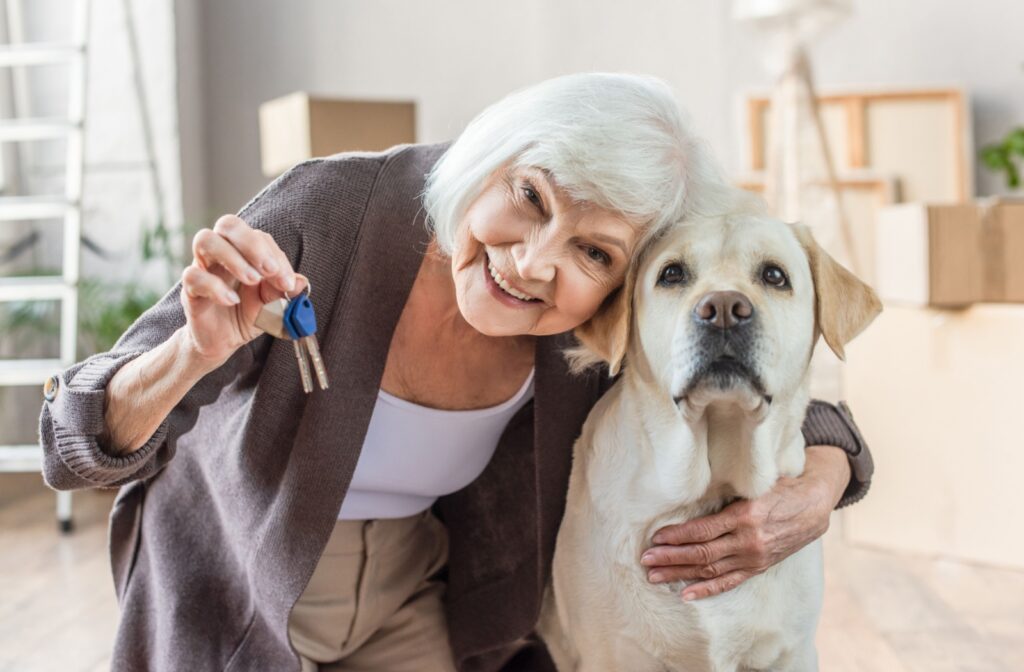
(843, 199), (1024, 568)
(875, 200), (1024, 306)
(259, 92), (416, 177)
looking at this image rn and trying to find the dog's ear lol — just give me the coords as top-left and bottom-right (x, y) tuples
(790, 223), (882, 360)
(569, 266), (636, 376)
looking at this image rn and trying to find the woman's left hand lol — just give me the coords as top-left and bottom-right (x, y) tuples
(639, 445), (851, 601)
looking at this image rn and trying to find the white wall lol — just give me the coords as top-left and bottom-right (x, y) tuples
(173, 0), (207, 229)
(84, 0), (183, 287)
(192, 0), (734, 215)
(188, 0), (1023, 215)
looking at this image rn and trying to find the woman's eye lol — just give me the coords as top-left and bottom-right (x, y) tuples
(584, 246), (610, 265)
(762, 265), (789, 288)
(658, 263), (687, 286)
(522, 185), (541, 208)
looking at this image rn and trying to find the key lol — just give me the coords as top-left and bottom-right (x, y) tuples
(256, 296), (314, 393)
(291, 339), (315, 393)
(284, 292), (330, 390)
(283, 296), (316, 393)
(254, 298), (289, 339)
(254, 287), (327, 394)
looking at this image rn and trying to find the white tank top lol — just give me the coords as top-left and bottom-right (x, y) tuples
(337, 368), (536, 520)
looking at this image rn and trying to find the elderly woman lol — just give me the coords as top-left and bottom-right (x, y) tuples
(39, 73), (870, 672)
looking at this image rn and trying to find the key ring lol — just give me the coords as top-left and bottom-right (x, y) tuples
(284, 276), (311, 302)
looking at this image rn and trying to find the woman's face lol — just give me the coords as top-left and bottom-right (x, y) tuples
(452, 164), (641, 337)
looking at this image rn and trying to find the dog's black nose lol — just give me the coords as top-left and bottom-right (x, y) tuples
(694, 291), (753, 329)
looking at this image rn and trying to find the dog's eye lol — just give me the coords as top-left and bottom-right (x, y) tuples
(762, 265), (789, 288)
(658, 263), (687, 286)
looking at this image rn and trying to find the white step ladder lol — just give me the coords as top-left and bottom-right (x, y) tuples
(0, 0), (91, 533)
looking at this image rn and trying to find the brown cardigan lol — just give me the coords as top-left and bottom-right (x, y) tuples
(38, 142), (873, 671)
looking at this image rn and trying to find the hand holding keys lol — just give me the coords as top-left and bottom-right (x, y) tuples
(255, 289), (329, 393)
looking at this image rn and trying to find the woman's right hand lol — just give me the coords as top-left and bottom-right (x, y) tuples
(180, 214), (308, 367)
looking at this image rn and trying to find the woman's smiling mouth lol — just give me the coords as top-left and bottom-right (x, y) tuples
(483, 252), (543, 307)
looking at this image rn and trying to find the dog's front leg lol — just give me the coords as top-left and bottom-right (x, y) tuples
(771, 637), (818, 672)
(538, 584), (580, 672)
(575, 633), (672, 672)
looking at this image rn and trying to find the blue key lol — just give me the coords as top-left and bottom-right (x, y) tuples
(284, 294), (317, 339)
(285, 292), (329, 390)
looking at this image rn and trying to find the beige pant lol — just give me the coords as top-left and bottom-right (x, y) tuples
(288, 509), (457, 671)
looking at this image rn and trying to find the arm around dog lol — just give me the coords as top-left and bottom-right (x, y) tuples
(801, 399), (873, 508)
(592, 365), (870, 513)
(596, 372), (873, 510)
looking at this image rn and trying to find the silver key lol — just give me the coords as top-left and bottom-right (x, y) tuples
(292, 339), (314, 393)
(256, 298), (315, 392)
(256, 295), (327, 394)
(302, 336), (329, 390)
(286, 290), (329, 391)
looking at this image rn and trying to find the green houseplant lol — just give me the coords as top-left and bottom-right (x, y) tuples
(981, 127), (1024, 190)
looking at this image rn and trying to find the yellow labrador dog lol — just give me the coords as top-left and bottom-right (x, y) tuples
(538, 206), (881, 672)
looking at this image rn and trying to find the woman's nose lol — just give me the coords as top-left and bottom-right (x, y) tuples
(514, 239), (557, 283)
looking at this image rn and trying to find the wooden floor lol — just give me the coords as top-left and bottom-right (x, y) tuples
(0, 481), (118, 672)
(1, 482), (1022, 671)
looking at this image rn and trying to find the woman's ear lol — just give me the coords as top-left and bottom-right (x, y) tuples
(569, 270), (635, 376)
(790, 223), (883, 360)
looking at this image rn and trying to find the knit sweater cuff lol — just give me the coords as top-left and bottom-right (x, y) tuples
(801, 400), (874, 510)
(41, 352), (169, 487)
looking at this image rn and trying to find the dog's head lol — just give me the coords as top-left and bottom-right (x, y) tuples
(573, 209), (882, 410)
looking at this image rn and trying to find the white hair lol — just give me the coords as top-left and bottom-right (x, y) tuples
(423, 72), (736, 257)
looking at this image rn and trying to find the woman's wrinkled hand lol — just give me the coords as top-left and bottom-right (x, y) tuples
(639, 445), (850, 601)
(181, 214), (308, 367)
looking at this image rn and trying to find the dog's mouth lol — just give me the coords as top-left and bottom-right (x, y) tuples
(673, 354), (772, 406)
(707, 354), (751, 377)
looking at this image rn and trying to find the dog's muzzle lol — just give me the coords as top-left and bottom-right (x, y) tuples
(673, 291), (771, 405)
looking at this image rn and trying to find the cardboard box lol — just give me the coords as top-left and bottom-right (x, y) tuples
(979, 201), (1024, 303)
(259, 92), (416, 177)
(875, 203), (981, 307)
(842, 304), (1024, 570)
(875, 201), (1024, 306)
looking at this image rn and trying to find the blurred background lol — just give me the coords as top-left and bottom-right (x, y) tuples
(1, 0), (1022, 670)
